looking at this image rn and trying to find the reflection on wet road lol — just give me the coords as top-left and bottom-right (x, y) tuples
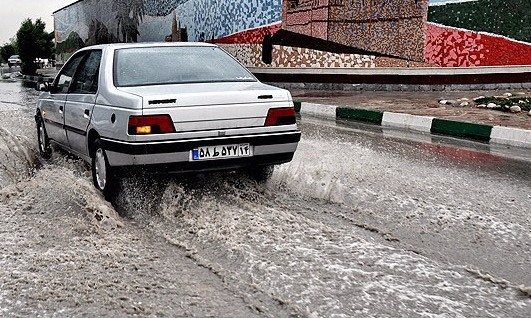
(1, 80), (530, 317)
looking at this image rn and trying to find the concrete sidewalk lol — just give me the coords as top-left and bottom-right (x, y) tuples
(291, 90), (531, 148)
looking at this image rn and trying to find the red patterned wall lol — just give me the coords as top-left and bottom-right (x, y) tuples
(213, 19), (531, 68)
(425, 23), (531, 67)
(214, 24), (282, 44)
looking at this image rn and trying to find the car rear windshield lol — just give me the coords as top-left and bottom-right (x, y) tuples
(114, 46), (256, 87)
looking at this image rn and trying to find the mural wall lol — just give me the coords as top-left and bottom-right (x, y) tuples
(53, 0), (531, 68)
(282, 0), (429, 62)
(425, 23), (531, 67)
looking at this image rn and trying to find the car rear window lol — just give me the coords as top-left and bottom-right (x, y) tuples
(113, 46), (256, 87)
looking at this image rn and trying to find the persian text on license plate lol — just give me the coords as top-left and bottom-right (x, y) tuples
(191, 143), (252, 161)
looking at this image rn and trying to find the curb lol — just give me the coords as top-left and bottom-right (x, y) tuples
(254, 66), (531, 89)
(22, 75), (54, 83)
(276, 82), (531, 92)
(296, 101), (531, 148)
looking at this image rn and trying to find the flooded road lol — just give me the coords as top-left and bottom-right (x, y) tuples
(1, 80), (530, 317)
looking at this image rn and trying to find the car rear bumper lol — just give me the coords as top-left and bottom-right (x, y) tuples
(114, 152), (296, 175)
(102, 131), (301, 172)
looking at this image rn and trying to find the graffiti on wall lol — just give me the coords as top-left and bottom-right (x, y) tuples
(53, 0), (531, 67)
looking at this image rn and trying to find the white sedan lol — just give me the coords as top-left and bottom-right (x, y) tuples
(8, 55), (21, 67)
(35, 43), (300, 198)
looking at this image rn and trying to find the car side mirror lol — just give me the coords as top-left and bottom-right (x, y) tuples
(36, 82), (50, 92)
(37, 82), (59, 93)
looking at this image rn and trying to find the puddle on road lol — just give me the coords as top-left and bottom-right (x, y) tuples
(111, 134), (531, 317)
(1, 119), (530, 317)
(0, 103), (24, 111)
(0, 80), (530, 317)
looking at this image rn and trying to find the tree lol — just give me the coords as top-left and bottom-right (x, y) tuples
(0, 42), (17, 64)
(16, 18), (54, 75)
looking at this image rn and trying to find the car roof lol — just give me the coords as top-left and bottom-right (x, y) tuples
(78, 42), (218, 52)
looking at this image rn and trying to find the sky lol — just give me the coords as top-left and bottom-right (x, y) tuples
(0, 0), (76, 44)
(0, 0), (463, 45)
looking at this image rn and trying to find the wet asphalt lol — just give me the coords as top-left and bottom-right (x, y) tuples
(0, 80), (530, 317)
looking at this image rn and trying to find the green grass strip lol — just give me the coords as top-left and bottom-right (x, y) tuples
(336, 107), (384, 124)
(431, 118), (493, 141)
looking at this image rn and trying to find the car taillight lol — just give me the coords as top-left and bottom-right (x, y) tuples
(265, 107), (296, 126)
(128, 115), (175, 135)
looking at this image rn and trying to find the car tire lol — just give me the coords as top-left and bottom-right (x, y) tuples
(248, 165), (274, 183)
(91, 139), (119, 200)
(36, 116), (52, 159)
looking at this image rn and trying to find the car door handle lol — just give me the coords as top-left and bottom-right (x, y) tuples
(84, 109), (90, 118)
(59, 106), (63, 114)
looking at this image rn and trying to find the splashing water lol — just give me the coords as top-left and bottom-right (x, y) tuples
(0, 128), (37, 188)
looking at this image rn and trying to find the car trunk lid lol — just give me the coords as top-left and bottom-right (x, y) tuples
(118, 82), (291, 132)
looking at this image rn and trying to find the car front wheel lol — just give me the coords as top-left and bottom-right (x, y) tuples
(91, 139), (118, 199)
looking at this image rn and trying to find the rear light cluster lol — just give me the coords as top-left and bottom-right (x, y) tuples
(128, 115), (175, 135)
(265, 107), (296, 126)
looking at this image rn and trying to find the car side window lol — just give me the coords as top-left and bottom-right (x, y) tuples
(54, 52), (86, 94)
(71, 50), (102, 94)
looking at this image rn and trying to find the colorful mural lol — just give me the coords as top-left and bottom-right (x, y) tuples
(282, 0), (429, 62)
(425, 23), (531, 67)
(53, 0), (531, 68)
(426, 0), (531, 67)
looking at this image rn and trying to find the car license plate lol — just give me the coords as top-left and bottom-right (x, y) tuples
(191, 143), (252, 161)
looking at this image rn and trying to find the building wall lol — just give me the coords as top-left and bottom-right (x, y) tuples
(282, 0), (429, 62)
(425, 0), (531, 67)
(426, 23), (531, 67)
(54, 0), (283, 52)
(53, 0), (530, 67)
(222, 44), (376, 68)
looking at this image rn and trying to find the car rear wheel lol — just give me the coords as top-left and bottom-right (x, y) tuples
(248, 165), (274, 183)
(36, 116), (52, 159)
(91, 139), (118, 199)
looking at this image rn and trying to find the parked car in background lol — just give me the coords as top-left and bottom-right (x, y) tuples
(35, 58), (50, 69)
(35, 43), (300, 198)
(8, 55), (21, 67)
